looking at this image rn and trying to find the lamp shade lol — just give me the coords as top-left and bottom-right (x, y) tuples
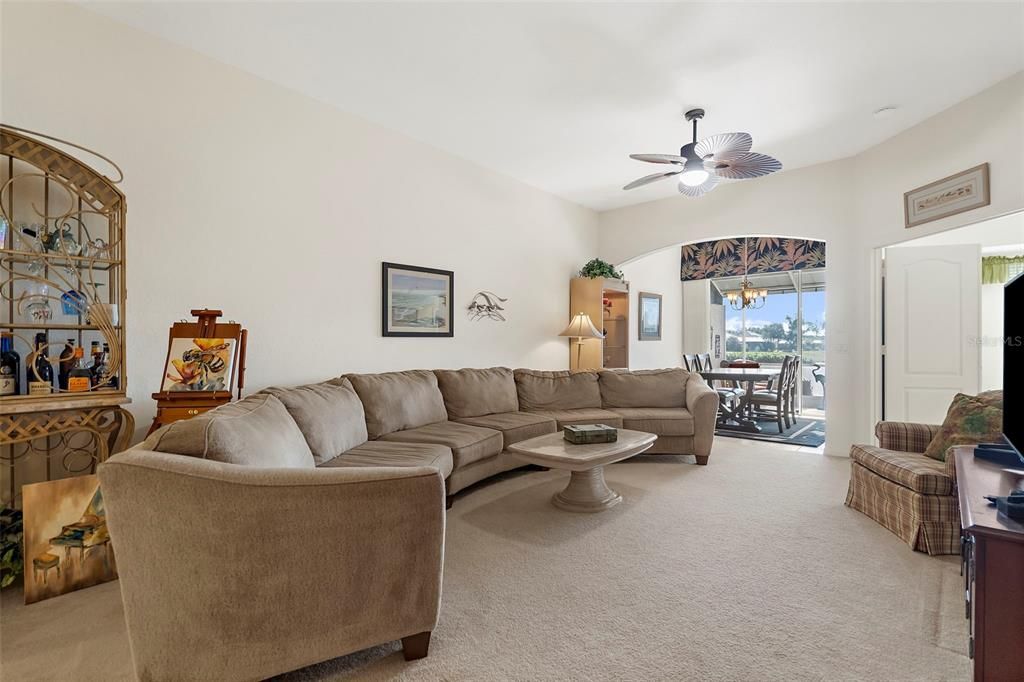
(558, 312), (604, 339)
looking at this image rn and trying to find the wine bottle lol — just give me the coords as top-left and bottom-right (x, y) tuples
(58, 338), (75, 391)
(0, 332), (19, 396)
(67, 347), (91, 393)
(27, 333), (54, 396)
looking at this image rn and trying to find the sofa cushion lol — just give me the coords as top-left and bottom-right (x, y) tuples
(528, 408), (623, 430)
(262, 378), (368, 465)
(347, 370), (449, 439)
(850, 444), (953, 496)
(605, 407), (694, 436)
(598, 368), (689, 408)
(923, 391), (1004, 462)
(434, 367), (519, 419)
(514, 369), (602, 411)
(455, 411), (556, 447)
(319, 440), (453, 478)
(147, 393), (314, 468)
(379, 421), (503, 468)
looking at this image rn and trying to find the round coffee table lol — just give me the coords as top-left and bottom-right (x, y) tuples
(507, 429), (656, 512)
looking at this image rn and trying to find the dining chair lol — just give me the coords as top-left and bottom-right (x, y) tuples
(695, 353), (743, 411)
(682, 354), (698, 372)
(748, 355), (794, 433)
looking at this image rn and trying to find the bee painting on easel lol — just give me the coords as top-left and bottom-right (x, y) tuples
(161, 337), (235, 392)
(146, 310), (247, 437)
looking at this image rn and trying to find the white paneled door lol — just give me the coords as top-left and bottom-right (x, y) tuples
(884, 244), (980, 424)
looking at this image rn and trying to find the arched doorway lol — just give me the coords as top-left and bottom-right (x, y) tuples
(621, 235), (827, 448)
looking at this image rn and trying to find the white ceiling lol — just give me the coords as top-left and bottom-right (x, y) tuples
(82, 2), (1024, 211)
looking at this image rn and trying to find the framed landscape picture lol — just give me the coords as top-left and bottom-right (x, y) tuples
(638, 291), (662, 341)
(904, 163), (989, 228)
(382, 262), (454, 337)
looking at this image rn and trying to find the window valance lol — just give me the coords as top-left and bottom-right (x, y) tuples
(680, 238), (826, 282)
(981, 255), (1024, 284)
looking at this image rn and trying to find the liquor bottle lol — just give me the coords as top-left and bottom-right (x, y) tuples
(101, 342), (118, 390)
(67, 347), (91, 393)
(89, 341), (102, 386)
(91, 342), (108, 388)
(27, 333), (55, 396)
(0, 332), (19, 397)
(58, 338), (75, 390)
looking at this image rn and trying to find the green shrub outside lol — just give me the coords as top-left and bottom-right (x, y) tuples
(725, 350), (825, 364)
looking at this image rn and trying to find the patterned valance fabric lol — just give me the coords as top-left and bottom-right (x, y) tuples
(680, 238), (826, 281)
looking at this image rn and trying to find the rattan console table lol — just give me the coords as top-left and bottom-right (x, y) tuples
(1, 395), (134, 505)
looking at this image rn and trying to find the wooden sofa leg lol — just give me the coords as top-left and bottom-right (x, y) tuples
(694, 455), (709, 465)
(402, 631), (432, 661)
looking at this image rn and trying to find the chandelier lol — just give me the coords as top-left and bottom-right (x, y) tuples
(725, 279), (768, 310)
(724, 238), (768, 310)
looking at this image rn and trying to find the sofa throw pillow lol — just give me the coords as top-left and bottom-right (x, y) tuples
(434, 367), (519, 419)
(148, 393), (315, 468)
(262, 378), (368, 464)
(513, 369), (602, 411)
(923, 392), (1004, 462)
(598, 368), (689, 408)
(347, 370), (449, 439)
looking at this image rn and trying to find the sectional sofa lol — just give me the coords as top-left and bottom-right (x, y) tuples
(98, 367), (717, 680)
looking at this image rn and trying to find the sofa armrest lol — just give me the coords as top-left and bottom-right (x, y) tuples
(686, 375), (720, 460)
(98, 450), (445, 681)
(874, 421), (942, 453)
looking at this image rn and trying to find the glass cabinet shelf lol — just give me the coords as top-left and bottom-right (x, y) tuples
(1, 248), (119, 271)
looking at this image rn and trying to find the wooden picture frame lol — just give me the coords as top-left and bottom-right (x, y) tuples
(638, 291), (662, 341)
(382, 262), (454, 337)
(904, 163), (990, 228)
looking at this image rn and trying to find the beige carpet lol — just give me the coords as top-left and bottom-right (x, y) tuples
(2, 439), (969, 681)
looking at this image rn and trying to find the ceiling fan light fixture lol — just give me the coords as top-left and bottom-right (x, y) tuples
(679, 168), (709, 187)
(624, 108), (781, 198)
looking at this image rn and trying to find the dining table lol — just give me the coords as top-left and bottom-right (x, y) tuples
(698, 367), (782, 433)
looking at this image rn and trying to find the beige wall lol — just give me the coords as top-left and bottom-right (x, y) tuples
(1, 3), (598, 438)
(617, 246), (682, 369)
(682, 281), (712, 358)
(601, 73), (1024, 455)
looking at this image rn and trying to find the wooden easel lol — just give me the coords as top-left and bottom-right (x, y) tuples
(147, 309), (248, 436)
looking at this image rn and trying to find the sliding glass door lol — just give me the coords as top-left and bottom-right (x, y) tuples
(718, 268), (825, 415)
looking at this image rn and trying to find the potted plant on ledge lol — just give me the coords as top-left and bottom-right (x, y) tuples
(578, 258), (627, 289)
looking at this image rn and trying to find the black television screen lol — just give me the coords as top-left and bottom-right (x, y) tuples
(1005, 272), (1023, 455)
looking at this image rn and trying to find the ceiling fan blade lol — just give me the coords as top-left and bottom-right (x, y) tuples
(694, 132), (753, 162)
(623, 170), (682, 190)
(629, 153), (686, 165)
(677, 173), (718, 198)
(707, 152), (782, 180)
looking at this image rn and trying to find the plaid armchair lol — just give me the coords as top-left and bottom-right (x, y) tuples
(844, 421), (960, 555)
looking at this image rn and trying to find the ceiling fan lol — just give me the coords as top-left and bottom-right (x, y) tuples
(623, 108), (782, 197)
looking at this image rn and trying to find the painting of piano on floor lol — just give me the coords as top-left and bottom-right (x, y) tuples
(22, 475), (117, 604)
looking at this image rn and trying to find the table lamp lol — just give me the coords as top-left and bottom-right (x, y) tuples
(559, 312), (605, 369)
